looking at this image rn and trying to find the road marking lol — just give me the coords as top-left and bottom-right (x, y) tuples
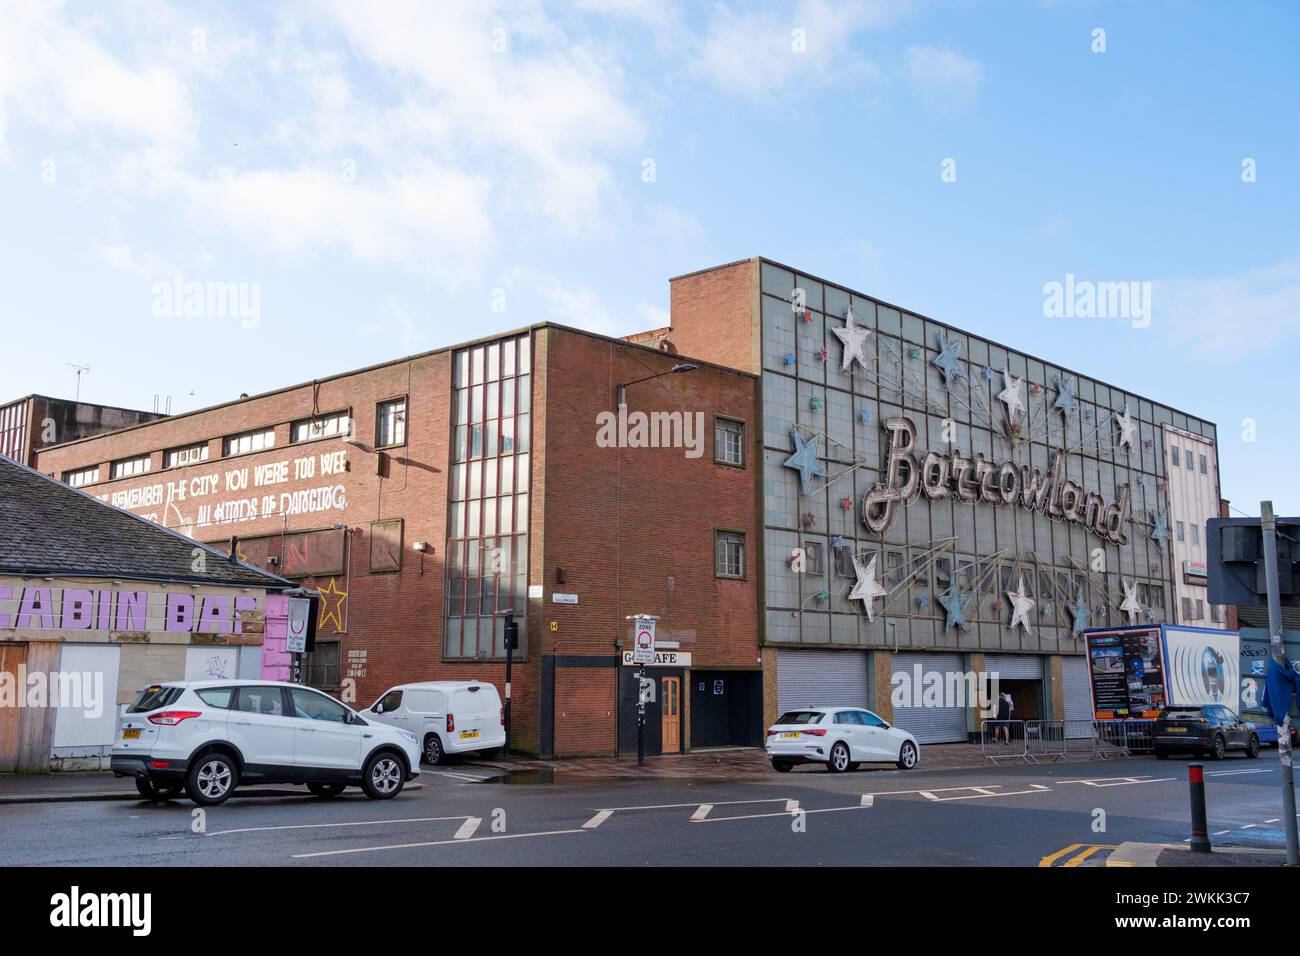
(692, 804), (873, 824)
(785, 799), (800, 813)
(860, 794), (874, 807)
(1207, 769), (1273, 777)
(1039, 843), (1083, 867)
(1214, 830), (1232, 835)
(691, 804), (713, 821)
(197, 815), (471, 838)
(919, 784), (1050, 801)
(1239, 824), (1257, 829)
(583, 810), (613, 829)
(424, 770), (484, 782)
(454, 817), (482, 840)
(291, 828), (586, 859)
(1040, 843), (1116, 867)
(1057, 776), (1174, 787)
(593, 798), (789, 812)
(1267, 818), (1280, 823)
(1064, 845), (1107, 867)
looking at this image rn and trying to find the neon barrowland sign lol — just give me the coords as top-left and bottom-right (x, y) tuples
(861, 417), (1132, 545)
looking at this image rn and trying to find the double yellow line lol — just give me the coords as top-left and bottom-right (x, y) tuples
(1038, 843), (1117, 867)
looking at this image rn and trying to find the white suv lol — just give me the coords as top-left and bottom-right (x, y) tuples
(111, 680), (421, 805)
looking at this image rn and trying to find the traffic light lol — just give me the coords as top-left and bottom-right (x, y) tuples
(1206, 516), (1300, 607)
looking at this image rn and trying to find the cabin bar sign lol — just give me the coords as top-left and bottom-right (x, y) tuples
(862, 417), (1132, 545)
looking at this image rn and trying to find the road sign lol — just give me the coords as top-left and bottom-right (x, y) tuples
(286, 597), (311, 653)
(632, 618), (656, 664)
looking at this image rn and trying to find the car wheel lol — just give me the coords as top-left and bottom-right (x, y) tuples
(1246, 735), (1260, 759)
(826, 741), (851, 773)
(1210, 735), (1226, 760)
(423, 734), (445, 765)
(847, 762), (861, 772)
(307, 782), (346, 798)
(186, 752), (238, 806)
(135, 779), (183, 801)
(362, 752), (406, 799)
(771, 759), (794, 773)
(897, 740), (918, 770)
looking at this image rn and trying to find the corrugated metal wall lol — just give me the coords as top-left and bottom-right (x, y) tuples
(890, 652), (968, 743)
(776, 649), (870, 713)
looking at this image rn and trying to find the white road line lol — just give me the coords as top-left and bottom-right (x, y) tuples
(1213, 830), (1232, 836)
(784, 799), (800, 813)
(593, 798), (789, 812)
(1239, 824), (1257, 829)
(198, 815), (471, 838)
(583, 810), (613, 829)
(1207, 769), (1273, 777)
(918, 784), (1051, 802)
(860, 794), (874, 808)
(693, 804), (873, 824)
(424, 770), (483, 782)
(691, 804), (713, 821)
(454, 817), (482, 840)
(1267, 818), (1281, 823)
(291, 828), (586, 859)
(1057, 777), (1173, 787)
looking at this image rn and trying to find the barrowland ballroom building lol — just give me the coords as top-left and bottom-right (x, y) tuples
(661, 258), (1222, 743)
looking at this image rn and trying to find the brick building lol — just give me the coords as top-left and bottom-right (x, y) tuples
(33, 325), (760, 758)
(0, 394), (163, 467)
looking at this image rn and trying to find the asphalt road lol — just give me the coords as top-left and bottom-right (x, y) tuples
(3, 754), (1295, 866)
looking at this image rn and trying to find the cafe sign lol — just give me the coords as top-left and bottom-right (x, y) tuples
(862, 417), (1132, 545)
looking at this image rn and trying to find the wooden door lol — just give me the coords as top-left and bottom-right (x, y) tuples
(0, 644), (26, 772)
(660, 676), (681, 753)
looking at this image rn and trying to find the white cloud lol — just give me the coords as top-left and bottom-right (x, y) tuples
(1156, 258), (1300, 360)
(502, 266), (625, 336)
(902, 45), (984, 108)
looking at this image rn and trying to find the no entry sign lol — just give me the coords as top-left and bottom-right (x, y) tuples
(632, 618), (656, 664)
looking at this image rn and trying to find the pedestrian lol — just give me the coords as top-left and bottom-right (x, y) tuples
(996, 691), (1013, 743)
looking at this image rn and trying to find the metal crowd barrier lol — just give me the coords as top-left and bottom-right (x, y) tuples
(982, 718), (1156, 764)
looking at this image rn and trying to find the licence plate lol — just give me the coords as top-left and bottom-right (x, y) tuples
(780, 732), (800, 739)
(1166, 727), (1186, 733)
(122, 728), (141, 740)
(460, 730), (480, 739)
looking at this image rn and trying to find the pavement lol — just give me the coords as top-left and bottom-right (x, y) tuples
(2, 750), (1296, 866)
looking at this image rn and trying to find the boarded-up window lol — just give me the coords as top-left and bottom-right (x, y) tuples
(370, 519), (403, 573)
(222, 528), (347, 579)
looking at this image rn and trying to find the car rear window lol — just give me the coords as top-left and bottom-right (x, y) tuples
(1161, 708), (1203, 721)
(127, 685), (186, 713)
(777, 711), (824, 725)
(196, 688), (235, 709)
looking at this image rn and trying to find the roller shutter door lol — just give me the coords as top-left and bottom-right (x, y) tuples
(1062, 656), (1094, 733)
(776, 650), (870, 713)
(984, 654), (1043, 680)
(890, 652), (968, 744)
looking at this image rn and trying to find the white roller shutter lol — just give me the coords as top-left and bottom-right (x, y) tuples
(1062, 656), (1094, 733)
(984, 654), (1044, 681)
(890, 652), (968, 744)
(776, 649), (870, 713)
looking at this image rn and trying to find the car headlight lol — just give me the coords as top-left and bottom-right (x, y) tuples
(399, 730), (418, 745)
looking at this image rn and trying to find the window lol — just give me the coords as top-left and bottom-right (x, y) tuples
(374, 690), (404, 713)
(1191, 524), (1200, 545)
(1169, 444), (1179, 464)
(1185, 449), (1194, 469)
(1194, 599), (1204, 620)
(304, 641), (340, 690)
(1199, 454), (1207, 475)
(1176, 521), (1185, 541)
(805, 541), (824, 575)
(714, 417), (745, 466)
(110, 455), (151, 479)
(127, 685), (185, 713)
(776, 711), (823, 725)
(716, 531), (745, 578)
(1181, 597), (1194, 621)
(292, 411), (350, 443)
(376, 397), (407, 448)
(289, 687), (350, 723)
(834, 711), (859, 726)
(223, 427), (275, 457)
(236, 686), (285, 716)
(63, 465), (99, 488)
(1211, 604), (1223, 624)
(196, 687), (235, 709)
(858, 710), (888, 728)
(164, 442), (209, 468)
(834, 545), (854, 578)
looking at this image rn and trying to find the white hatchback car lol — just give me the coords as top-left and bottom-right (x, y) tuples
(361, 680), (506, 765)
(766, 707), (919, 773)
(110, 680), (422, 805)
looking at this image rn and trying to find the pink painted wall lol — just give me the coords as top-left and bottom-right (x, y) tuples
(261, 593), (291, 681)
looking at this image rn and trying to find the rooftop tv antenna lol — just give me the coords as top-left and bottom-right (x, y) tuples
(66, 363), (90, 401)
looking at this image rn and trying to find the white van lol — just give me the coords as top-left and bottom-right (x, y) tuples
(361, 681), (505, 765)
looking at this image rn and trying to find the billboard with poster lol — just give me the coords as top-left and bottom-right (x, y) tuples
(1161, 625), (1239, 714)
(1085, 624), (1241, 719)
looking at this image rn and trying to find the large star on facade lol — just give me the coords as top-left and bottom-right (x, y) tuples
(996, 366), (1026, 422)
(1006, 575), (1036, 634)
(1053, 375), (1079, 420)
(848, 552), (889, 622)
(937, 586), (972, 632)
(1151, 512), (1170, 546)
(317, 576), (348, 633)
(930, 330), (965, 388)
(1114, 402), (1137, 451)
(1066, 586), (1090, 638)
(783, 426), (827, 495)
(1119, 579), (1142, 625)
(831, 304), (873, 373)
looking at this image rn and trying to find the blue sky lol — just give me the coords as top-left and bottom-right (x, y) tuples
(1, 0), (1297, 512)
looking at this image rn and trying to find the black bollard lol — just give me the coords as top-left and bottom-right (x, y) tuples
(1188, 763), (1211, 853)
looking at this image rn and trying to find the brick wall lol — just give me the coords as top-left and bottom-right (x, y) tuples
(665, 259), (760, 374)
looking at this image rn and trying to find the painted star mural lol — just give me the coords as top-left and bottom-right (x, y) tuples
(1114, 402), (1137, 451)
(1066, 587), (1090, 638)
(783, 426), (827, 495)
(1151, 512), (1171, 545)
(996, 366), (1026, 422)
(1119, 579), (1142, 625)
(848, 552), (888, 622)
(930, 330), (965, 387)
(937, 586), (972, 632)
(1053, 375), (1079, 420)
(1006, 575), (1036, 634)
(830, 304), (873, 373)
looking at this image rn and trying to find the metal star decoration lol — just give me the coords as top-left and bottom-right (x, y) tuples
(1006, 575), (1036, 634)
(783, 426), (827, 495)
(1053, 375), (1079, 420)
(1150, 512), (1170, 545)
(1114, 402), (1137, 451)
(1066, 586), (1090, 638)
(937, 586), (972, 632)
(830, 304), (873, 373)
(930, 330), (965, 387)
(1119, 579), (1142, 625)
(848, 552), (888, 622)
(996, 366), (1026, 422)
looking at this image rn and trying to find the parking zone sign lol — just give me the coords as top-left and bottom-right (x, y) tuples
(632, 618), (656, 664)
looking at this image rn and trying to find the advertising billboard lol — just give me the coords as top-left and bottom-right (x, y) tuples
(1085, 626), (1166, 719)
(1161, 625), (1240, 713)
